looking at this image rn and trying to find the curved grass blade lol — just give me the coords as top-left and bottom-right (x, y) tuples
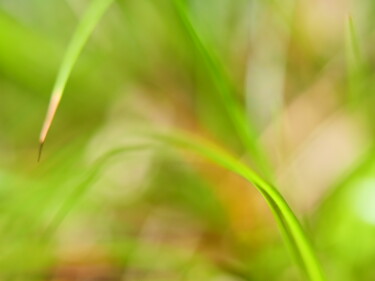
(43, 131), (326, 281)
(38, 0), (115, 159)
(152, 132), (327, 281)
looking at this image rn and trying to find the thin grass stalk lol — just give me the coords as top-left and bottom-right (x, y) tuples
(171, 0), (271, 178)
(39, 0), (115, 159)
(156, 132), (327, 281)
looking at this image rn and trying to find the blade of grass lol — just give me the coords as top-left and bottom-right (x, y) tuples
(41, 130), (326, 281)
(154, 132), (327, 281)
(158, 3), (315, 272)
(170, 0), (271, 178)
(260, 189), (307, 276)
(39, 0), (115, 158)
(39, 0), (270, 177)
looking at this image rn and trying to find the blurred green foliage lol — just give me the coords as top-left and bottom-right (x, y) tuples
(2, 0), (375, 280)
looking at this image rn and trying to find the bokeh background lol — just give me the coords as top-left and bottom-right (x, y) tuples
(1, 0), (375, 280)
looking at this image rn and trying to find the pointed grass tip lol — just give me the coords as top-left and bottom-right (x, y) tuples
(37, 141), (44, 162)
(38, 91), (62, 163)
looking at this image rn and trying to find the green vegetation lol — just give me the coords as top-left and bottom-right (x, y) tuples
(2, 0), (375, 280)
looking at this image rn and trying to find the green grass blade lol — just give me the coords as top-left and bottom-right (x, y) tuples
(40, 131), (326, 281)
(171, 0), (271, 178)
(77, 130), (325, 281)
(153, 132), (327, 281)
(261, 190), (307, 276)
(39, 0), (115, 147)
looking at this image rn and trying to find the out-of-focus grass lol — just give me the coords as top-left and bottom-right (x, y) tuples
(39, 0), (115, 152)
(2, 0), (375, 280)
